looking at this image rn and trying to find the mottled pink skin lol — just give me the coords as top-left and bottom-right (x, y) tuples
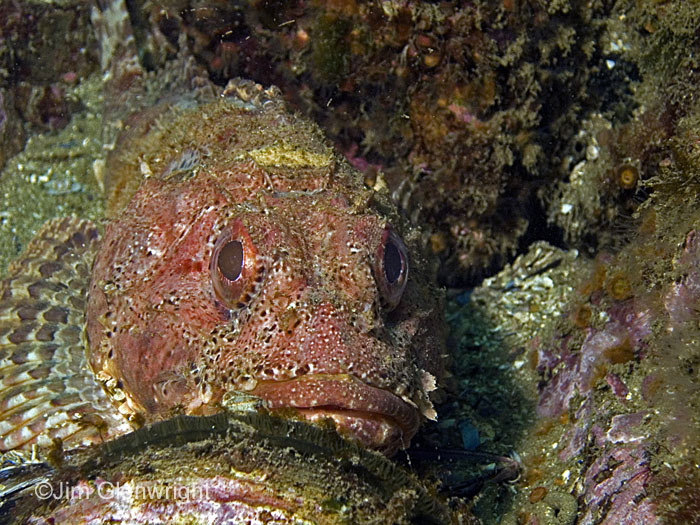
(86, 92), (443, 454)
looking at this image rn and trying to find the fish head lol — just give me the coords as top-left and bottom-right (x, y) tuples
(86, 92), (444, 454)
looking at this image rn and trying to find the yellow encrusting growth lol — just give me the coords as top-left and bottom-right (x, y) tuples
(248, 141), (333, 168)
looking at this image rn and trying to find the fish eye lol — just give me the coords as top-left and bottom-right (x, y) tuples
(375, 228), (408, 310)
(383, 239), (403, 284)
(218, 240), (244, 281)
(210, 222), (260, 309)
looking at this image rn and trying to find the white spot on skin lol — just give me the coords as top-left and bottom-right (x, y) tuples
(139, 159), (153, 178)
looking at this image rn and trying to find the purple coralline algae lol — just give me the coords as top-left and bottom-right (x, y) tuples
(496, 228), (700, 522)
(535, 301), (652, 421)
(525, 236), (700, 523)
(461, 225), (700, 522)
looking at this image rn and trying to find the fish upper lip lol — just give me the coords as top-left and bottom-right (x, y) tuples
(248, 374), (420, 440)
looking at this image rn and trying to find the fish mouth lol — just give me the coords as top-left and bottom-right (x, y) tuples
(249, 374), (420, 454)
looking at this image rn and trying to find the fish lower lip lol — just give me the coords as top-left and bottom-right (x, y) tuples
(249, 375), (420, 452)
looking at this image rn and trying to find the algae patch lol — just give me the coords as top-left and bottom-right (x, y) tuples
(0, 74), (105, 276)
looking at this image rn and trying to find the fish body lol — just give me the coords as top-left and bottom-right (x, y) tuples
(0, 218), (133, 451)
(0, 3), (445, 458)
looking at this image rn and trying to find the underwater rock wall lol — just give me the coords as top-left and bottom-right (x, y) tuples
(2, 0), (700, 523)
(0, 0), (103, 273)
(459, 214), (700, 523)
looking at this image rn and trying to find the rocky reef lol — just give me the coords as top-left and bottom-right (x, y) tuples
(2, 0), (700, 523)
(0, 0), (103, 274)
(441, 2), (700, 521)
(0, 0), (97, 169)
(455, 227), (700, 523)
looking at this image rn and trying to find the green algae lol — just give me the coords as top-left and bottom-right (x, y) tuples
(0, 74), (105, 276)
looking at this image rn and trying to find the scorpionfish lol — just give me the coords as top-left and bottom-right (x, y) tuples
(0, 4), (444, 458)
(0, 0), (444, 454)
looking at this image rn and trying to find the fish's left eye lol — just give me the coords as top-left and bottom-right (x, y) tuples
(210, 221), (259, 309)
(375, 228), (408, 310)
(383, 239), (403, 284)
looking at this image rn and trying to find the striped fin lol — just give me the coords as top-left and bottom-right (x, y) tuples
(0, 217), (132, 452)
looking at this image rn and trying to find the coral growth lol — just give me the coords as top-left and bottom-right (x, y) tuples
(460, 192), (700, 522)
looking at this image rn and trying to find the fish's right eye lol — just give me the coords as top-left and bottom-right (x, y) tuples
(210, 222), (259, 308)
(218, 240), (244, 281)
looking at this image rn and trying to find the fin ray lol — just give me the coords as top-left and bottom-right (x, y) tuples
(0, 217), (133, 451)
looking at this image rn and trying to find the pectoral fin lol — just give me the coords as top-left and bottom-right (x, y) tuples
(0, 217), (132, 451)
